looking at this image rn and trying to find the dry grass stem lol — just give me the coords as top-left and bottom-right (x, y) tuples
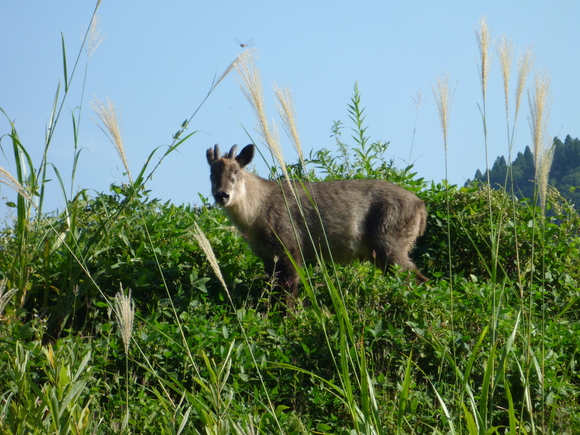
(412, 89), (424, 110)
(91, 96), (131, 181)
(273, 83), (304, 168)
(84, 14), (106, 59)
(539, 144), (555, 208)
(476, 17), (492, 103)
(192, 221), (228, 292)
(212, 48), (255, 94)
(529, 72), (552, 165)
(528, 71), (553, 210)
(0, 167), (35, 205)
(269, 121), (286, 176)
(496, 35), (513, 120)
(432, 74), (454, 150)
(113, 286), (135, 353)
(515, 47), (535, 124)
(235, 52), (289, 181)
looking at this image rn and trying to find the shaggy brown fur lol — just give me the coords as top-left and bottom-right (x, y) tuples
(207, 144), (428, 308)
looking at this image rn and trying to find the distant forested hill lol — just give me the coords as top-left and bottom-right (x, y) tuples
(468, 135), (580, 206)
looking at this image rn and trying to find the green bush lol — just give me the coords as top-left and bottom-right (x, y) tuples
(2, 48), (580, 433)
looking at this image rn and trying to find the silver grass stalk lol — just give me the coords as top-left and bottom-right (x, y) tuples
(528, 72), (553, 211)
(538, 144), (555, 212)
(409, 90), (424, 161)
(192, 221), (228, 292)
(497, 35), (513, 121)
(113, 286), (135, 353)
(91, 96), (131, 182)
(235, 51), (289, 182)
(84, 14), (106, 59)
(212, 48), (254, 95)
(433, 73), (455, 314)
(476, 17), (492, 104)
(514, 47), (535, 124)
(0, 167), (35, 204)
(432, 73), (454, 152)
(273, 83), (304, 168)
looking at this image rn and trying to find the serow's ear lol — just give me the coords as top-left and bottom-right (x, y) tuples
(236, 144), (255, 168)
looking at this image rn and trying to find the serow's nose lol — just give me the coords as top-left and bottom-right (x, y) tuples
(215, 190), (230, 204)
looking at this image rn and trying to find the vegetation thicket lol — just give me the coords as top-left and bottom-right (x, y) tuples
(0, 9), (579, 435)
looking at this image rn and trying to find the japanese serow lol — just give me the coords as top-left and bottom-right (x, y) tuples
(206, 144), (428, 308)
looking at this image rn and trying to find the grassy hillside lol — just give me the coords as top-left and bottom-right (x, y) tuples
(1, 14), (579, 434)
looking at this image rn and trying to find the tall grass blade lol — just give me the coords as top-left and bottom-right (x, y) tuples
(61, 33), (69, 92)
(503, 375), (519, 435)
(395, 352), (413, 435)
(430, 380), (456, 434)
(462, 403), (479, 435)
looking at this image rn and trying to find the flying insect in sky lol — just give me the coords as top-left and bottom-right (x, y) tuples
(235, 38), (254, 48)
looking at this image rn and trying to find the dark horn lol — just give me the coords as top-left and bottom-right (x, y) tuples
(228, 145), (238, 158)
(214, 144), (221, 159)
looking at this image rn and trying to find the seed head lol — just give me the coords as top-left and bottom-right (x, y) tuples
(113, 286), (135, 353)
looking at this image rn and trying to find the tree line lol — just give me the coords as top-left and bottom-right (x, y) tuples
(468, 134), (580, 206)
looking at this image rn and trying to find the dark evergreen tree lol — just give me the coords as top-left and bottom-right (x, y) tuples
(467, 136), (580, 206)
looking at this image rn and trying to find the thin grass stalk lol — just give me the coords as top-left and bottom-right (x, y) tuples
(69, 13), (105, 202)
(75, 49), (244, 373)
(497, 35), (513, 124)
(144, 50), (252, 185)
(499, 42), (535, 299)
(191, 221), (283, 432)
(304, 275), (381, 430)
(0, 164), (34, 206)
(529, 72), (553, 213)
(476, 19), (516, 427)
(1, 118), (38, 305)
(395, 352), (413, 435)
(237, 61), (328, 288)
(0, 5), (102, 313)
(476, 17), (492, 190)
(1, 140), (140, 340)
(91, 96), (131, 182)
(496, 38), (536, 430)
(236, 56), (345, 305)
(286, 85), (377, 294)
(113, 287), (135, 430)
(270, 179), (363, 411)
(432, 73), (457, 405)
(83, 50), (242, 348)
(515, 47), (535, 131)
(273, 83), (304, 169)
(260, 192), (378, 432)
(131, 339), (179, 408)
(476, 18), (502, 288)
(36, 2), (102, 214)
(409, 90), (424, 162)
(527, 71), (553, 431)
(235, 50), (289, 182)
(62, 15), (105, 221)
(497, 34), (516, 201)
(235, 56), (316, 302)
(238, 60), (385, 432)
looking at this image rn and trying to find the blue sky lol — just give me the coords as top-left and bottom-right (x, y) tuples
(1, 1), (579, 216)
